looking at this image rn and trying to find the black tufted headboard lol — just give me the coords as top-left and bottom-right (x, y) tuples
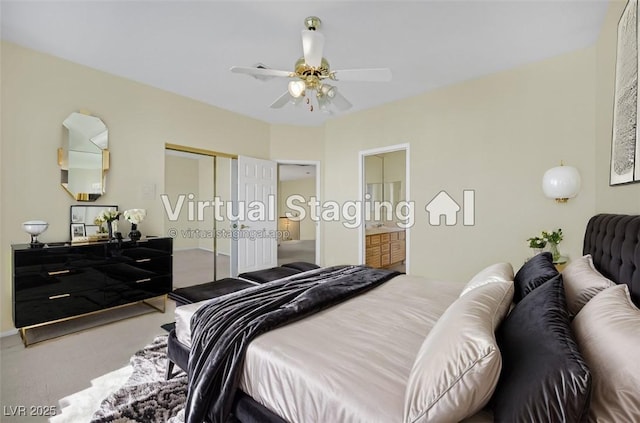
(583, 214), (640, 306)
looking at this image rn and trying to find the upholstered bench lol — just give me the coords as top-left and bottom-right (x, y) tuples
(238, 267), (300, 283)
(168, 278), (256, 307)
(280, 261), (320, 272)
(238, 262), (319, 284)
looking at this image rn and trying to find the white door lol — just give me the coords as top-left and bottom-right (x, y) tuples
(236, 156), (278, 274)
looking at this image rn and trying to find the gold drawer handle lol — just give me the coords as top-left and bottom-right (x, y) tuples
(135, 258), (151, 263)
(136, 278), (152, 284)
(48, 269), (70, 276)
(49, 294), (70, 300)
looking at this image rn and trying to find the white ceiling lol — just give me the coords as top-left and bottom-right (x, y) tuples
(279, 164), (316, 181)
(1, 1), (609, 127)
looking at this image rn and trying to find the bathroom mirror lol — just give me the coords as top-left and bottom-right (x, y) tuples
(59, 112), (109, 201)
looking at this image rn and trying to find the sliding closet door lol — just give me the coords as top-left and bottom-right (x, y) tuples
(164, 149), (216, 287)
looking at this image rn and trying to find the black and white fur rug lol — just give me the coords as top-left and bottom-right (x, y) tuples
(53, 336), (188, 423)
(91, 336), (186, 423)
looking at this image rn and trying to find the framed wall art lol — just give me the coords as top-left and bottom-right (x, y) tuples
(611, 0), (640, 185)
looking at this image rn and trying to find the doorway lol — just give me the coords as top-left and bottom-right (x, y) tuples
(164, 144), (235, 288)
(277, 160), (320, 265)
(359, 144), (410, 273)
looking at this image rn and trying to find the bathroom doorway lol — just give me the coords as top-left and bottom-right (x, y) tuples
(359, 145), (409, 273)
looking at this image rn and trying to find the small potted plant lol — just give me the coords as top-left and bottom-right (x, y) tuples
(527, 236), (547, 255)
(542, 228), (564, 262)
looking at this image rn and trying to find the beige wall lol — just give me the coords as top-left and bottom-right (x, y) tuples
(595, 0), (640, 213)
(323, 46), (598, 282)
(279, 177), (317, 240)
(0, 41), (270, 332)
(269, 124), (324, 161)
(365, 156), (384, 184)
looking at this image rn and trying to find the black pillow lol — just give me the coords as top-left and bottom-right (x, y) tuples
(513, 252), (558, 302)
(492, 274), (591, 422)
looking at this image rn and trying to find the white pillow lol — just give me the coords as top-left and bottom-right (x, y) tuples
(460, 262), (514, 297)
(404, 281), (514, 423)
(572, 284), (640, 422)
(562, 254), (615, 317)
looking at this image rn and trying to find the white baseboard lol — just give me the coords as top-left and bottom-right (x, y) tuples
(1, 328), (18, 338)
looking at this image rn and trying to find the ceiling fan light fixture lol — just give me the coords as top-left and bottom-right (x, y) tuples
(288, 80), (306, 98)
(230, 15), (391, 115)
(304, 16), (321, 31)
(316, 94), (330, 113)
(320, 84), (336, 98)
(289, 95), (303, 106)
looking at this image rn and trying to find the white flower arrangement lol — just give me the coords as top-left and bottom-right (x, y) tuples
(124, 209), (146, 225)
(96, 209), (120, 223)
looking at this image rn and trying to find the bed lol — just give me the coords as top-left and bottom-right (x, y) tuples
(169, 213), (640, 423)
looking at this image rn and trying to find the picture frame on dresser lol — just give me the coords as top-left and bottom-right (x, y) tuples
(610, 0), (640, 185)
(70, 223), (86, 241)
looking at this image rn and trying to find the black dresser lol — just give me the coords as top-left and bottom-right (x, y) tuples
(12, 237), (172, 345)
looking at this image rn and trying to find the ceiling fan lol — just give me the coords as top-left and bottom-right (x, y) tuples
(230, 16), (392, 113)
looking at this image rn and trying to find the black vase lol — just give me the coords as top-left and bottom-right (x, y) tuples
(107, 221), (114, 241)
(128, 223), (142, 241)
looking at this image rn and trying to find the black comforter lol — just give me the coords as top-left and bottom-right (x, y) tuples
(185, 265), (401, 423)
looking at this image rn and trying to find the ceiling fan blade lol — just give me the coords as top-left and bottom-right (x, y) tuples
(269, 92), (292, 109)
(230, 66), (293, 78)
(332, 68), (392, 82)
(329, 89), (352, 111)
(301, 30), (325, 68)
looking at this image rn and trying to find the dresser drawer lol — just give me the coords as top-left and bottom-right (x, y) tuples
(103, 275), (172, 307)
(380, 233), (390, 244)
(14, 290), (104, 327)
(14, 268), (106, 301)
(14, 245), (106, 272)
(390, 240), (405, 253)
(113, 238), (172, 261)
(99, 257), (171, 286)
(368, 235), (381, 246)
(366, 255), (381, 268)
(366, 246), (381, 258)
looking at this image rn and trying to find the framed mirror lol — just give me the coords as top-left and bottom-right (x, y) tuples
(59, 112), (109, 201)
(70, 205), (118, 240)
